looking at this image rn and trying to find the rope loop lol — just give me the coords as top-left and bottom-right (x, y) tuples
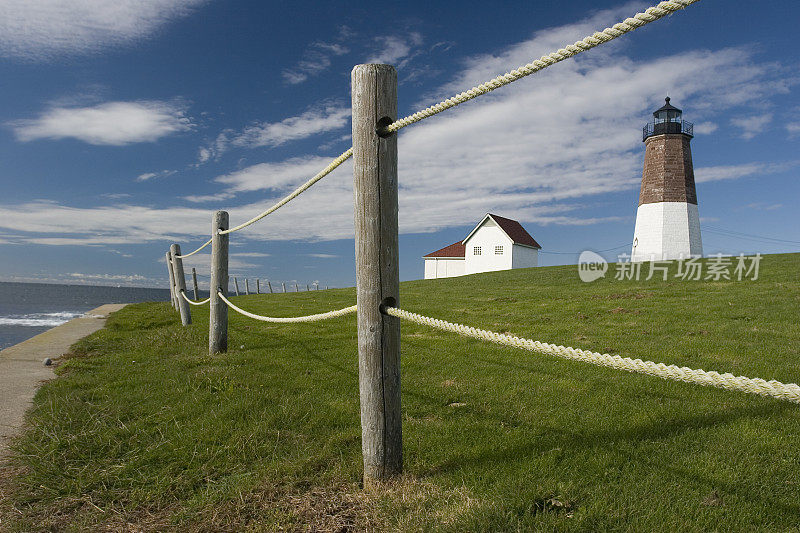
(217, 291), (356, 323)
(175, 238), (212, 258)
(383, 306), (800, 405)
(180, 291), (210, 306)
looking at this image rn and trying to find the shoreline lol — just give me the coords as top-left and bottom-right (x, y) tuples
(0, 303), (128, 458)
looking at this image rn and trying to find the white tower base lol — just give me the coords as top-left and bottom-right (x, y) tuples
(631, 202), (702, 262)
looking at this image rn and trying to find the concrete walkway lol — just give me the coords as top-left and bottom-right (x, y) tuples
(0, 303), (127, 458)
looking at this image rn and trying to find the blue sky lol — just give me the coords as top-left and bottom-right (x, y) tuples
(0, 0), (798, 288)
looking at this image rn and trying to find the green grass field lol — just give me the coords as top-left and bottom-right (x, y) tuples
(2, 253), (799, 531)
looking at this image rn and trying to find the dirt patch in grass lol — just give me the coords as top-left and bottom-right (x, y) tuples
(609, 307), (641, 315)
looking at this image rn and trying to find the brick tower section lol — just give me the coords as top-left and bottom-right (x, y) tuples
(639, 134), (697, 206)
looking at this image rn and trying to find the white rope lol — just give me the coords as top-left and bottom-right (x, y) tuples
(384, 0), (700, 133)
(384, 306), (800, 405)
(180, 291), (210, 306)
(219, 147), (353, 235)
(217, 291), (356, 323)
(176, 238), (212, 258)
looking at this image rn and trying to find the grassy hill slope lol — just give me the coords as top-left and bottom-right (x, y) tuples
(2, 253), (799, 531)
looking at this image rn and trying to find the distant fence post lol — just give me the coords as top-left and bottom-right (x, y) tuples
(282, 282), (286, 293)
(245, 278), (250, 295)
(170, 244), (192, 326)
(166, 251), (177, 310)
(306, 284), (310, 291)
(352, 63), (402, 483)
(256, 279), (260, 294)
(192, 267), (199, 301)
(268, 281), (273, 293)
(210, 211), (229, 354)
(233, 277), (240, 296)
(295, 282), (299, 292)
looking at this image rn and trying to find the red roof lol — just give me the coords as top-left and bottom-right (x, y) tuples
(486, 213), (541, 248)
(423, 241), (466, 258)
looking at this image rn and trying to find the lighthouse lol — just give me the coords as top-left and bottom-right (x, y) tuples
(631, 98), (703, 262)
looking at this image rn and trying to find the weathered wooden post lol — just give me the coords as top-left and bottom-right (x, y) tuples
(233, 277), (240, 296)
(192, 268), (199, 301)
(352, 63), (402, 482)
(209, 211), (229, 354)
(256, 279), (260, 294)
(170, 244), (192, 326)
(245, 278), (250, 295)
(306, 284), (310, 291)
(282, 282), (286, 293)
(166, 251), (177, 310)
(165, 251), (176, 308)
(268, 281), (273, 293)
(295, 282), (299, 292)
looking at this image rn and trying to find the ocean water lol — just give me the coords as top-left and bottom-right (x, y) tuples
(0, 282), (172, 350)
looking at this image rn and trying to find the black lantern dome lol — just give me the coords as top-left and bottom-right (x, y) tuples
(643, 97), (693, 141)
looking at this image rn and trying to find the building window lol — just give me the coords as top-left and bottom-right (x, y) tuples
(495, 245), (503, 255)
(473, 246), (481, 255)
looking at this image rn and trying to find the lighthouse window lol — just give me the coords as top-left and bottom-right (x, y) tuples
(495, 245), (503, 255)
(474, 246), (481, 255)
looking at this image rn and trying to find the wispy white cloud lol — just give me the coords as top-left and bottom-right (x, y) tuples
(730, 113), (772, 139)
(693, 121), (718, 135)
(136, 169), (176, 181)
(365, 32), (423, 66)
(307, 253), (338, 258)
(282, 36), (350, 85)
(694, 161), (798, 183)
(744, 202), (783, 211)
(0, 0), (206, 60)
(10, 101), (193, 145)
(212, 155), (345, 194)
(197, 104), (349, 162)
(786, 122), (800, 136)
(183, 192), (235, 204)
(230, 104), (349, 149)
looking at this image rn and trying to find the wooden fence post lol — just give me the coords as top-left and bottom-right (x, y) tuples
(209, 211), (229, 354)
(256, 279), (260, 294)
(352, 63), (402, 483)
(295, 282), (299, 292)
(166, 251), (177, 310)
(245, 278), (250, 295)
(170, 244), (192, 326)
(306, 284), (310, 291)
(282, 282), (286, 293)
(165, 251), (171, 307)
(268, 281), (273, 293)
(233, 277), (240, 296)
(192, 268), (199, 301)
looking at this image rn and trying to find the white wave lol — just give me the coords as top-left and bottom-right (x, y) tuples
(0, 312), (84, 327)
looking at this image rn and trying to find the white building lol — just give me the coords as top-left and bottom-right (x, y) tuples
(424, 214), (541, 279)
